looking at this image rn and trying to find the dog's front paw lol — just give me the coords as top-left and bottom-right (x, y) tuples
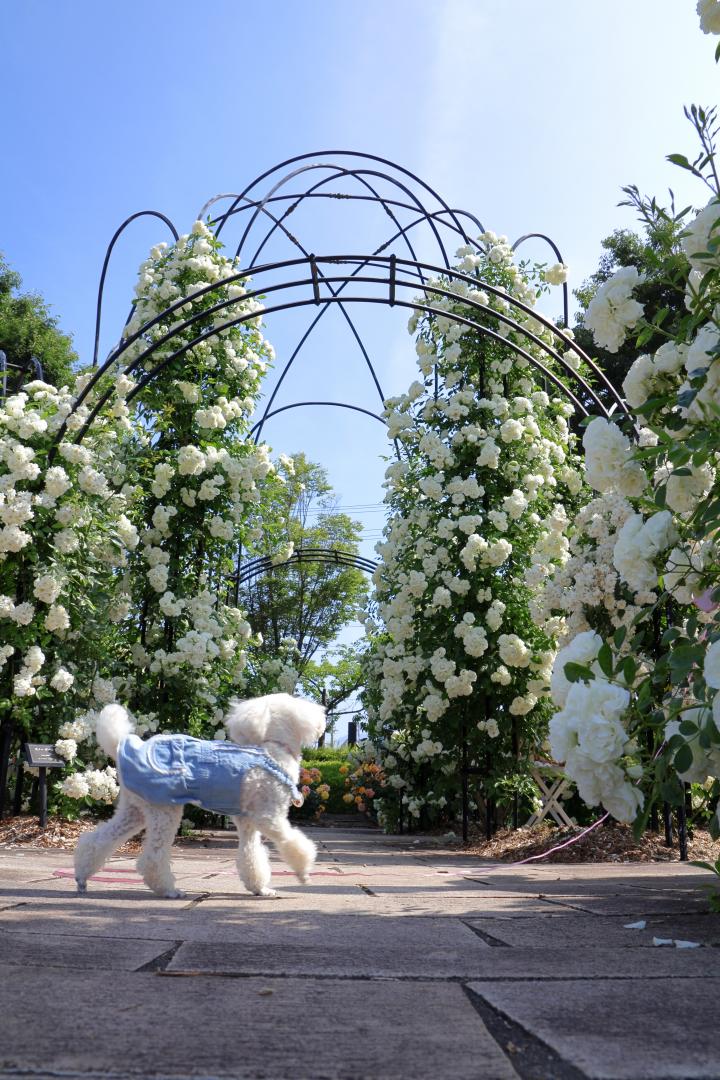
(75, 878), (87, 895)
(255, 886), (277, 898)
(161, 888), (186, 900)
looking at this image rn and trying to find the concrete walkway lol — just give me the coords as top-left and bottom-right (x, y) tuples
(0, 824), (718, 1080)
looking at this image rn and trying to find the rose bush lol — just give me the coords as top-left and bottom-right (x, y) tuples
(361, 239), (589, 831)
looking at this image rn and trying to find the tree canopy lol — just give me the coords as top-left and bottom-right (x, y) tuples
(572, 190), (693, 400)
(0, 252), (77, 388)
(240, 453), (369, 668)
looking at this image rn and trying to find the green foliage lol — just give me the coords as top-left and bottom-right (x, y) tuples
(690, 856), (720, 912)
(302, 746), (349, 762)
(0, 252), (77, 387)
(301, 754), (351, 812)
(240, 454), (368, 669)
(573, 213), (691, 403)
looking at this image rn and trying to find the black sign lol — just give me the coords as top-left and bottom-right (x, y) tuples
(23, 743), (66, 769)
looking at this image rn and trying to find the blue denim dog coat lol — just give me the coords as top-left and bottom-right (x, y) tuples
(117, 733), (302, 816)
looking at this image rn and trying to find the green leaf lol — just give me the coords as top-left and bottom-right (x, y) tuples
(654, 485), (667, 509)
(613, 626), (627, 650)
(622, 657), (637, 685)
(667, 153), (693, 170)
(597, 643), (614, 678)
(679, 719), (699, 736)
(691, 859), (720, 875)
(564, 662), (593, 684)
(673, 743), (693, 775)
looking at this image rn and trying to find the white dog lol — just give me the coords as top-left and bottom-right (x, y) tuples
(74, 693), (326, 899)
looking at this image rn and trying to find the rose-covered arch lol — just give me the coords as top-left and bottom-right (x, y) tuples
(0, 152), (620, 831)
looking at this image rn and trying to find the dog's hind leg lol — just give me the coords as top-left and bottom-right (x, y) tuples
(232, 818), (276, 897)
(257, 817), (317, 885)
(136, 804), (184, 898)
(74, 795), (145, 893)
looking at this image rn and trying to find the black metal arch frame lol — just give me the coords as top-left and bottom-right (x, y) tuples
(88, 153), (582, 447)
(235, 547), (377, 589)
(0, 153), (635, 831)
(64, 251), (626, 454)
(53, 154), (629, 631)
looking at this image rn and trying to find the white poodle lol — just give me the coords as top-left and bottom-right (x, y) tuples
(74, 693), (326, 899)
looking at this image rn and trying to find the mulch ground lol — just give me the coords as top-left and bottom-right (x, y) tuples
(2, 813), (718, 866)
(0, 815), (144, 853)
(463, 820), (720, 864)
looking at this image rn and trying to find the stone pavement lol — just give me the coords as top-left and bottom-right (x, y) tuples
(1, 824), (719, 1080)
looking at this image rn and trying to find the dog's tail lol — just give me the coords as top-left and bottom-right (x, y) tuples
(95, 703), (134, 759)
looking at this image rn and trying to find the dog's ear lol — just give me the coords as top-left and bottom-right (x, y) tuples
(225, 699), (271, 746)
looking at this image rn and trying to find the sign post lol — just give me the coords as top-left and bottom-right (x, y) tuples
(23, 744), (65, 828)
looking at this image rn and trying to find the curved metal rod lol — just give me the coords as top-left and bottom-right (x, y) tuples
(249, 401), (386, 438)
(71, 278), (602, 446)
(215, 152), (468, 264)
(61, 254), (628, 448)
(235, 547), (377, 587)
(250, 202), (495, 444)
(200, 189), (486, 251)
(240, 167), (421, 436)
(212, 149), (474, 243)
(512, 231), (569, 328)
(242, 166), (428, 269)
(92, 210), (179, 369)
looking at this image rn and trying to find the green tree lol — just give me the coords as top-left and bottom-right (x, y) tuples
(573, 194), (692, 401)
(0, 253), (77, 388)
(240, 454), (368, 668)
(301, 642), (368, 742)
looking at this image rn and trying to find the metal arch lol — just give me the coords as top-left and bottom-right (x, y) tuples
(248, 200), (491, 443)
(196, 190), (396, 425)
(234, 547), (377, 589)
(243, 167), (426, 270)
(249, 401), (386, 438)
(201, 189), (486, 258)
(212, 149), (474, 257)
(64, 255), (628, 444)
(92, 210), (179, 369)
(512, 231), (570, 328)
(61, 258), (627, 448)
(239, 168), (419, 436)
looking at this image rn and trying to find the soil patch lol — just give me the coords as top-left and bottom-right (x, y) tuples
(462, 821), (720, 864)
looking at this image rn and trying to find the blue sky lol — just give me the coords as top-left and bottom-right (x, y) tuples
(2, 0), (718, 582)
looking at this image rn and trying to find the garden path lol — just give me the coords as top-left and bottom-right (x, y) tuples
(0, 824), (717, 1079)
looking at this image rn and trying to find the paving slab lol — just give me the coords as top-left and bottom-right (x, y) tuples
(0, 966), (519, 1080)
(468, 978), (720, 1078)
(0, 927), (172, 970)
(546, 891), (712, 916)
(467, 912), (720, 948)
(168, 913), (490, 977)
(347, 891), (586, 917)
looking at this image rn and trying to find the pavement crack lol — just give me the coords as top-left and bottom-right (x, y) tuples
(355, 883), (376, 896)
(135, 940), (183, 973)
(462, 920), (511, 947)
(462, 983), (588, 1080)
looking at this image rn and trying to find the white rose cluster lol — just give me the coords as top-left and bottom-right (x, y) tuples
(583, 266), (645, 354)
(365, 239), (586, 828)
(548, 678), (642, 822)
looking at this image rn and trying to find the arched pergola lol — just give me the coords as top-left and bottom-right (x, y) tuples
(0, 152), (634, 828)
